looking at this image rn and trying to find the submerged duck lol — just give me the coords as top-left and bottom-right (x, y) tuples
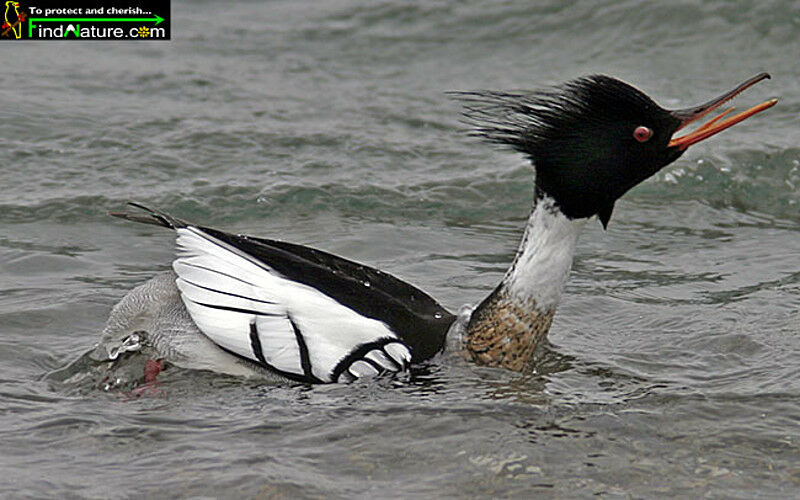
(100, 74), (775, 384)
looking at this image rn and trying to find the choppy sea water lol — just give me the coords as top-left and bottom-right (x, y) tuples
(2, 0), (800, 497)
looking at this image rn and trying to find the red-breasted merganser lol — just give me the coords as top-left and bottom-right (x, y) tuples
(101, 74), (776, 383)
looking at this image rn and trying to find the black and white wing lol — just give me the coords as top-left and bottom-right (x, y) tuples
(110, 203), (455, 384)
(172, 226), (418, 383)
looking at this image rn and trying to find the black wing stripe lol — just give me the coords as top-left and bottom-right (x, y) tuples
(360, 356), (387, 374)
(371, 349), (401, 371)
(178, 261), (262, 288)
(288, 315), (323, 383)
(189, 300), (283, 317)
(181, 277), (277, 305)
(213, 326), (309, 384)
(249, 320), (268, 366)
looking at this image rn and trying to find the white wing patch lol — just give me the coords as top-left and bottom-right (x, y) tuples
(171, 226), (412, 383)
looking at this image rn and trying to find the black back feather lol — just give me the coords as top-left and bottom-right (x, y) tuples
(200, 228), (455, 361)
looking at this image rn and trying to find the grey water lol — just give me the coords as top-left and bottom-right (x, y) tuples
(2, 0), (800, 497)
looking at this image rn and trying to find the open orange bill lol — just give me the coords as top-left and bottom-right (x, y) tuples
(668, 72), (777, 150)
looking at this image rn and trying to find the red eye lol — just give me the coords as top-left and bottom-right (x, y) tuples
(633, 126), (653, 142)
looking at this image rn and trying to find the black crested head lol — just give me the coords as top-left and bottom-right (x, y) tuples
(454, 75), (682, 228)
(453, 73), (776, 228)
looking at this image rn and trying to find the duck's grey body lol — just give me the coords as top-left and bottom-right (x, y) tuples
(92, 271), (267, 378)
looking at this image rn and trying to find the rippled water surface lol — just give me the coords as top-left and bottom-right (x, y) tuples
(3, 1), (800, 497)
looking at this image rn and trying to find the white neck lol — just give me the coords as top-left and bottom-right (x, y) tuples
(501, 195), (586, 309)
(460, 194), (586, 371)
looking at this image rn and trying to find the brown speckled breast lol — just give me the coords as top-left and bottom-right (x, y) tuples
(462, 288), (554, 372)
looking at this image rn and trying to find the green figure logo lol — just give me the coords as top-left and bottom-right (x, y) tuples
(2, 1), (25, 39)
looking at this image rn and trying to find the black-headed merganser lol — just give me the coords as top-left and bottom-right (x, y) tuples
(103, 74), (775, 383)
